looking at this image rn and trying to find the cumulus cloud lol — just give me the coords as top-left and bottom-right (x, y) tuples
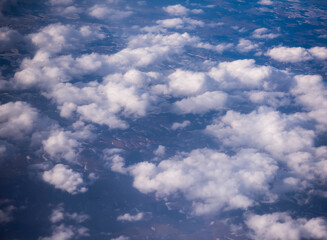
(128, 148), (277, 215)
(266, 46), (312, 62)
(28, 23), (104, 54)
(291, 75), (327, 130)
(236, 39), (259, 52)
(258, 0), (273, 5)
(103, 148), (127, 174)
(42, 164), (88, 194)
(246, 212), (327, 240)
(117, 212), (144, 222)
(156, 17), (204, 29)
(88, 4), (132, 20)
(40, 224), (89, 240)
(208, 59), (274, 89)
(163, 4), (189, 16)
(0, 101), (39, 140)
(308, 47), (327, 60)
(173, 91), (227, 114)
(252, 28), (279, 39)
(205, 107), (314, 158)
(154, 145), (165, 156)
(171, 120), (191, 130)
(247, 91), (290, 108)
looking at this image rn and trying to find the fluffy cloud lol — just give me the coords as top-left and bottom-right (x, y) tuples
(309, 47), (327, 60)
(258, 0), (273, 5)
(28, 24), (104, 54)
(205, 107), (314, 158)
(236, 39), (259, 52)
(42, 164), (87, 194)
(117, 212), (144, 222)
(42, 122), (93, 162)
(266, 46), (327, 62)
(173, 91), (227, 114)
(103, 148), (127, 174)
(111, 236), (130, 240)
(247, 91), (290, 108)
(163, 4), (189, 16)
(246, 212), (327, 240)
(156, 17), (204, 29)
(171, 120), (191, 130)
(0, 101), (39, 140)
(88, 4), (132, 20)
(291, 75), (327, 130)
(252, 28), (279, 39)
(127, 148), (277, 215)
(208, 59), (274, 89)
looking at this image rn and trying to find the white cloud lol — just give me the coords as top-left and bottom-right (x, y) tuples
(236, 39), (259, 52)
(0, 101), (39, 140)
(247, 91), (290, 108)
(308, 46), (327, 60)
(163, 4), (189, 16)
(50, 205), (88, 224)
(88, 4), (132, 20)
(171, 120), (191, 130)
(42, 164), (87, 194)
(173, 91), (227, 114)
(266, 46), (312, 62)
(291, 75), (327, 130)
(154, 145), (165, 156)
(156, 17), (204, 29)
(111, 236), (130, 240)
(103, 148), (127, 174)
(246, 212), (327, 240)
(252, 28), (279, 39)
(117, 212), (144, 222)
(205, 107), (314, 158)
(258, 0), (273, 5)
(28, 24), (104, 54)
(40, 224), (89, 240)
(128, 148), (278, 215)
(208, 59), (273, 89)
(166, 69), (207, 97)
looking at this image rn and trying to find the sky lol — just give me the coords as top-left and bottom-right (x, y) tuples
(0, 0), (327, 239)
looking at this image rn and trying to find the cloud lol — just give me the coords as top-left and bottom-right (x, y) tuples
(0, 27), (23, 51)
(42, 164), (88, 194)
(88, 4), (132, 20)
(208, 59), (274, 89)
(42, 123), (93, 162)
(28, 23), (104, 54)
(266, 46), (313, 62)
(50, 205), (88, 224)
(127, 148), (277, 216)
(154, 145), (165, 156)
(111, 236), (130, 240)
(103, 148), (127, 174)
(40, 224), (89, 240)
(236, 39), (259, 53)
(117, 212), (144, 222)
(246, 212), (327, 240)
(156, 17), (204, 29)
(0, 204), (15, 224)
(291, 75), (327, 130)
(258, 0), (273, 5)
(163, 4), (189, 16)
(247, 91), (290, 108)
(171, 120), (191, 130)
(205, 107), (314, 158)
(252, 28), (279, 39)
(0, 101), (39, 140)
(173, 91), (227, 114)
(48, 0), (73, 6)
(308, 47), (327, 60)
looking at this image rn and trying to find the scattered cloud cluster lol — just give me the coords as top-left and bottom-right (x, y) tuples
(246, 212), (327, 240)
(117, 212), (144, 222)
(40, 205), (89, 240)
(266, 46), (327, 62)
